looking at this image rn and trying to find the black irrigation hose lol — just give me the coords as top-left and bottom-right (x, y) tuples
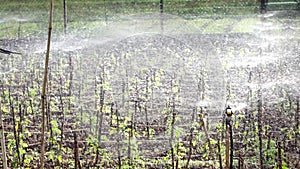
(0, 48), (21, 55)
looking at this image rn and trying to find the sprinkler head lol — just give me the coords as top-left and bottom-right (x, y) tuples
(226, 105), (233, 117)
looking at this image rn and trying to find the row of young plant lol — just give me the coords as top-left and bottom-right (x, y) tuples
(224, 58), (300, 169)
(0, 47), (214, 168)
(1, 47), (299, 169)
(75, 50), (216, 168)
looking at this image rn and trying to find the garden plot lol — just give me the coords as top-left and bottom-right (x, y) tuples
(0, 11), (299, 168)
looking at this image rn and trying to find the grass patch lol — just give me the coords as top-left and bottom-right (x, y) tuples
(231, 18), (260, 33)
(0, 0), (260, 22)
(190, 19), (212, 30)
(203, 18), (236, 33)
(0, 0), (263, 38)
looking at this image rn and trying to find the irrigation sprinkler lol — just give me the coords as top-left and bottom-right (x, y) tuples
(225, 105), (233, 169)
(226, 105), (233, 117)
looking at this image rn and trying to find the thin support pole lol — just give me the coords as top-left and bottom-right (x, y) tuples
(226, 117), (233, 169)
(226, 122), (230, 169)
(229, 123), (233, 169)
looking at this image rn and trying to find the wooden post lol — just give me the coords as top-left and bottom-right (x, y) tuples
(261, 0), (267, 13)
(63, 0), (67, 35)
(160, 0), (163, 13)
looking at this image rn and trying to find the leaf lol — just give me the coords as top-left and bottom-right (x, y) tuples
(172, 86), (179, 93)
(109, 128), (116, 135)
(15, 122), (19, 131)
(29, 88), (37, 97)
(21, 142), (28, 148)
(210, 139), (217, 145)
(235, 121), (239, 129)
(174, 128), (182, 138)
(19, 147), (26, 155)
(57, 155), (63, 163)
(193, 140), (197, 146)
(50, 120), (59, 128)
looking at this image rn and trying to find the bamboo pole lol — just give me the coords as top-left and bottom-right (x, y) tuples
(218, 139), (223, 169)
(0, 89), (8, 169)
(185, 108), (196, 169)
(295, 97), (299, 147)
(258, 73), (264, 169)
(40, 0), (54, 168)
(74, 131), (82, 169)
(200, 109), (212, 155)
(277, 141), (282, 169)
(9, 89), (20, 166)
(116, 105), (122, 169)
